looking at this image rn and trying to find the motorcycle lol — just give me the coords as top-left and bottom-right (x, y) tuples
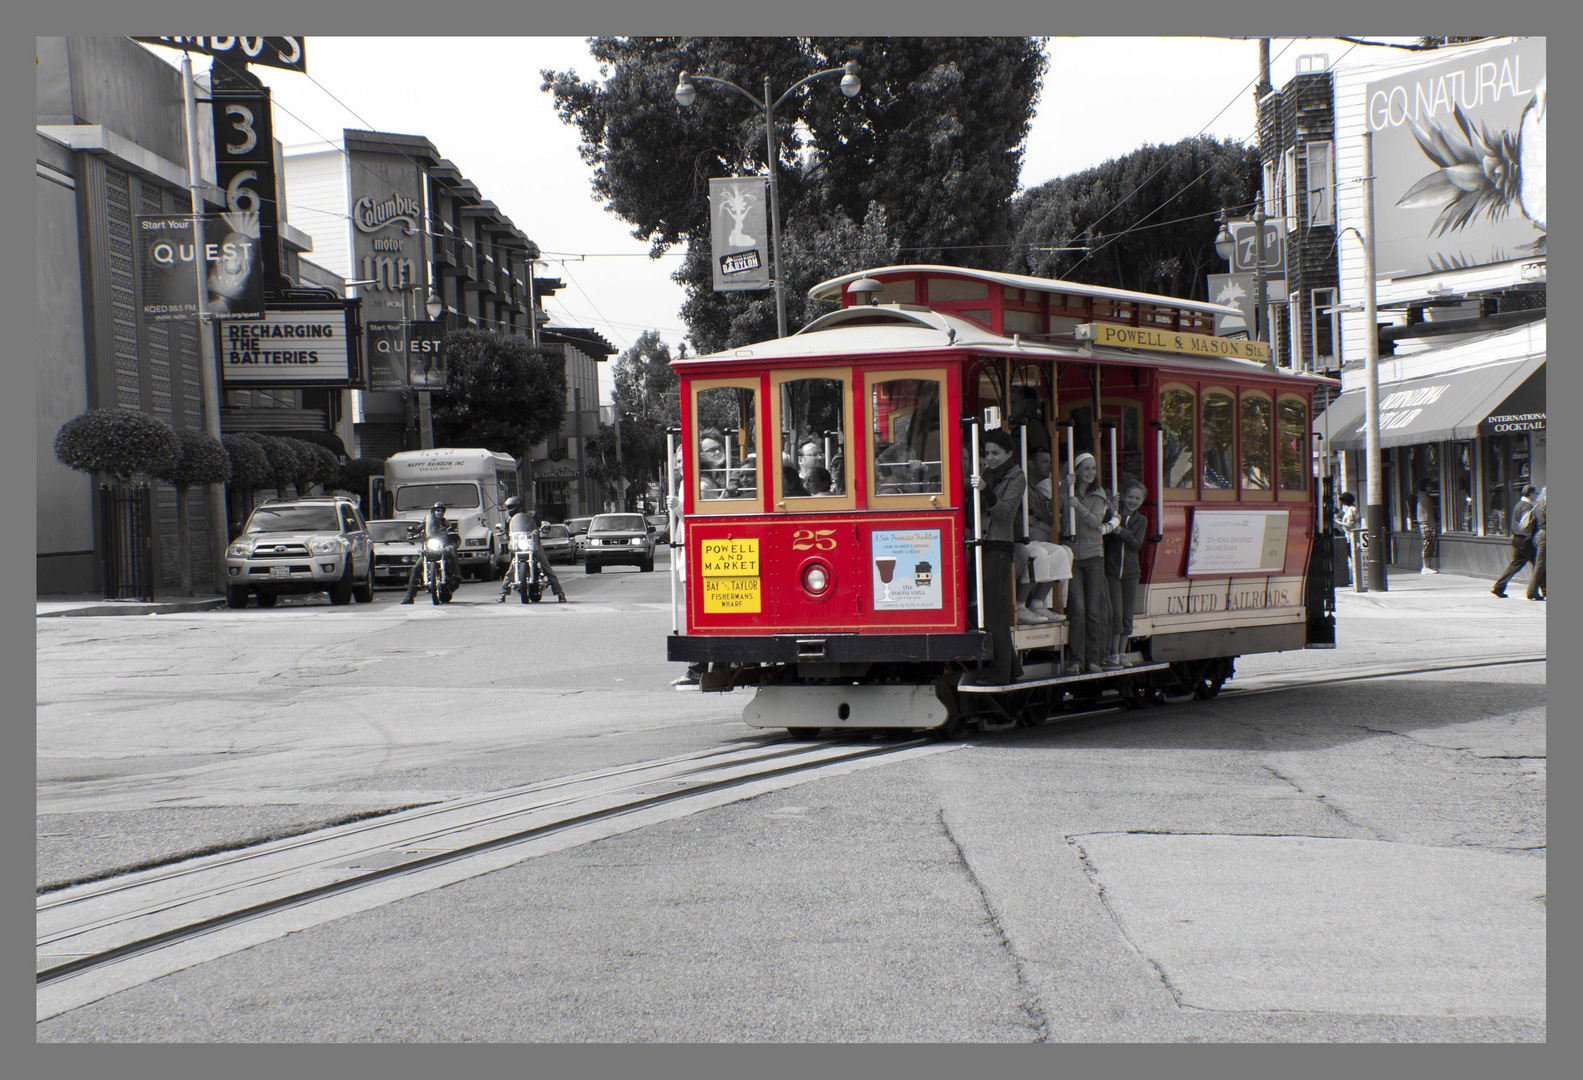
(418, 525), (459, 605)
(503, 527), (544, 603)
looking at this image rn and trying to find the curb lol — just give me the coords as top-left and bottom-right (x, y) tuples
(37, 598), (230, 618)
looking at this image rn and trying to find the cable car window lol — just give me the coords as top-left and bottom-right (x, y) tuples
(1277, 396), (1309, 494)
(871, 376), (944, 497)
(777, 376), (846, 497)
(1160, 385), (1196, 497)
(1201, 389), (1235, 493)
(1240, 392), (1274, 494)
(692, 383), (758, 502)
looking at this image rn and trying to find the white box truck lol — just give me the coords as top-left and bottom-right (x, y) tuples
(383, 449), (520, 579)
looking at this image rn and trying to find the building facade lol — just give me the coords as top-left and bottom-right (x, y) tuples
(36, 37), (324, 594)
(283, 132), (614, 519)
(1302, 38), (1545, 578)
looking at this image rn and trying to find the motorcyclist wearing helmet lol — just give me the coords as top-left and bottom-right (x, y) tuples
(497, 496), (567, 603)
(400, 502), (461, 604)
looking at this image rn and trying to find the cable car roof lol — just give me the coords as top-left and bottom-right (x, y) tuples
(810, 264), (1246, 320)
(677, 303), (1335, 384)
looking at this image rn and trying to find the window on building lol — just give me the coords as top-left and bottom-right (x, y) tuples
(1482, 434), (1533, 537)
(1160, 385), (1196, 499)
(1311, 288), (1338, 370)
(1240, 392), (1274, 495)
(1306, 141), (1334, 227)
(1277, 396), (1309, 495)
(692, 381), (759, 503)
(1450, 441), (1476, 533)
(1202, 389), (1236, 496)
(1282, 147), (1298, 232)
(1407, 444), (1441, 529)
(1263, 160), (1279, 220)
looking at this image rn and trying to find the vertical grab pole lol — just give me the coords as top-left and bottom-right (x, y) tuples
(1108, 421), (1120, 502)
(1065, 424), (1077, 538)
(666, 431), (679, 635)
(1019, 424), (1030, 542)
(1155, 422), (1166, 541)
(971, 422), (984, 631)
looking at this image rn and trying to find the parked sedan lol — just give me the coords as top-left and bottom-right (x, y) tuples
(538, 522), (574, 564)
(583, 513), (655, 573)
(367, 518), (422, 586)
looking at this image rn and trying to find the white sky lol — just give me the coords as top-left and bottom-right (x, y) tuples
(165, 36), (1415, 404)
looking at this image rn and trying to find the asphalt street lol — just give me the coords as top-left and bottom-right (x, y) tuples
(36, 560), (1546, 1041)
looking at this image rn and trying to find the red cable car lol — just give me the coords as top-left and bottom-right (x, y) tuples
(665, 266), (1338, 737)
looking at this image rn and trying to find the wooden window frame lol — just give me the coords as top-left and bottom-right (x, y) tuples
(1276, 393), (1311, 502)
(768, 367), (857, 513)
(689, 376), (766, 512)
(864, 367), (954, 510)
(1200, 385), (1238, 502)
(1238, 389), (1277, 502)
(1159, 382), (1198, 502)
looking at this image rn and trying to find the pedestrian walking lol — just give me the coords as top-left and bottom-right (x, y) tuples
(1491, 485), (1539, 598)
(1416, 479), (1440, 573)
(1525, 486), (1545, 601)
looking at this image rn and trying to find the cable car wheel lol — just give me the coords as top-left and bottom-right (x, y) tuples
(1171, 658), (1231, 700)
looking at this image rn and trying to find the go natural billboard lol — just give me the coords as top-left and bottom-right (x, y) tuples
(1366, 38), (1545, 280)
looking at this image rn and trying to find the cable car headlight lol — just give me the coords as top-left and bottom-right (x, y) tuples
(802, 563), (831, 596)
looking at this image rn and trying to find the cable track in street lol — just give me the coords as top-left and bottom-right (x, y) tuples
(36, 649), (1543, 1017)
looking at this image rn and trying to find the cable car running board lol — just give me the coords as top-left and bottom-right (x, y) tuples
(954, 661), (1174, 694)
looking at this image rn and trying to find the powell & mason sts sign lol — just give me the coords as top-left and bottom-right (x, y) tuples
(1076, 322), (1271, 363)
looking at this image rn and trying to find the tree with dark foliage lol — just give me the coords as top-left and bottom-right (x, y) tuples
(429, 330), (567, 460)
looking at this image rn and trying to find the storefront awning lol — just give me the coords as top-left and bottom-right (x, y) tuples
(1314, 354), (1545, 452)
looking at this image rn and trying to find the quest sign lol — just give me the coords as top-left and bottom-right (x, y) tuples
(220, 307), (357, 387)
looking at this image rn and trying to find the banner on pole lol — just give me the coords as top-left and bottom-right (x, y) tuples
(138, 214), (264, 321)
(709, 177), (771, 291)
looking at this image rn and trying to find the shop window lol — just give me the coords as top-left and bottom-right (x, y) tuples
(1240, 392), (1274, 495)
(692, 381), (759, 503)
(1160, 385), (1196, 498)
(1449, 441), (1476, 533)
(1482, 434), (1533, 536)
(1277, 395), (1309, 495)
(1201, 389), (1236, 497)
(770, 369), (855, 511)
(868, 371), (947, 506)
(1408, 444), (1441, 530)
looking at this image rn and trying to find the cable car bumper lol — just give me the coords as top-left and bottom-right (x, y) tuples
(666, 632), (989, 665)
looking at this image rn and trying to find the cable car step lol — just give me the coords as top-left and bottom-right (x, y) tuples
(955, 661), (1172, 694)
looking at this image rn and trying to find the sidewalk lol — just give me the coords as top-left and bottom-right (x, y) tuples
(36, 593), (228, 618)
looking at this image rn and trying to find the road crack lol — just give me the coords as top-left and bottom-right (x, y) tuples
(938, 809), (1050, 1042)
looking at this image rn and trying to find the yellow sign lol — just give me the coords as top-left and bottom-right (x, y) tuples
(704, 576), (761, 613)
(701, 538), (760, 576)
(1079, 322), (1271, 363)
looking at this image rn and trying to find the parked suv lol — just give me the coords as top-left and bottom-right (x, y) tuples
(583, 513), (655, 573)
(225, 497), (375, 608)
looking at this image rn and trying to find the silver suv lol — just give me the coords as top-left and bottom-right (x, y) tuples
(224, 497), (375, 608)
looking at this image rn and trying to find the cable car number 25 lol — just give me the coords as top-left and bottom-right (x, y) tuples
(791, 529), (837, 551)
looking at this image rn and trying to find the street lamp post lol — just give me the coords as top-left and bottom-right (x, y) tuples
(674, 62), (861, 339)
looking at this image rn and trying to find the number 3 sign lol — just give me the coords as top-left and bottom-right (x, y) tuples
(210, 88), (278, 302)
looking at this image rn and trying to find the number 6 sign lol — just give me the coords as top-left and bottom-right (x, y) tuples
(210, 88), (278, 300)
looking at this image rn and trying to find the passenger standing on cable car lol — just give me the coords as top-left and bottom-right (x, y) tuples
(964, 429), (1025, 685)
(1063, 452), (1119, 674)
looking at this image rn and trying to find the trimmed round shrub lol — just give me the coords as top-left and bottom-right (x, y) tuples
(284, 437), (338, 491)
(336, 456), (386, 497)
(249, 434), (301, 493)
(54, 409), (180, 481)
(169, 429), (231, 489)
(221, 433), (269, 492)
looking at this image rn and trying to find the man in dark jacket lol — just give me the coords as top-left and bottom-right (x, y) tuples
(963, 428), (1025, 685)
(1491, 485), (1539, 598)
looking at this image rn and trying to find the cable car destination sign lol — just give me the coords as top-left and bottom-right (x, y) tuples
(1075, 322), (1271, 363)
